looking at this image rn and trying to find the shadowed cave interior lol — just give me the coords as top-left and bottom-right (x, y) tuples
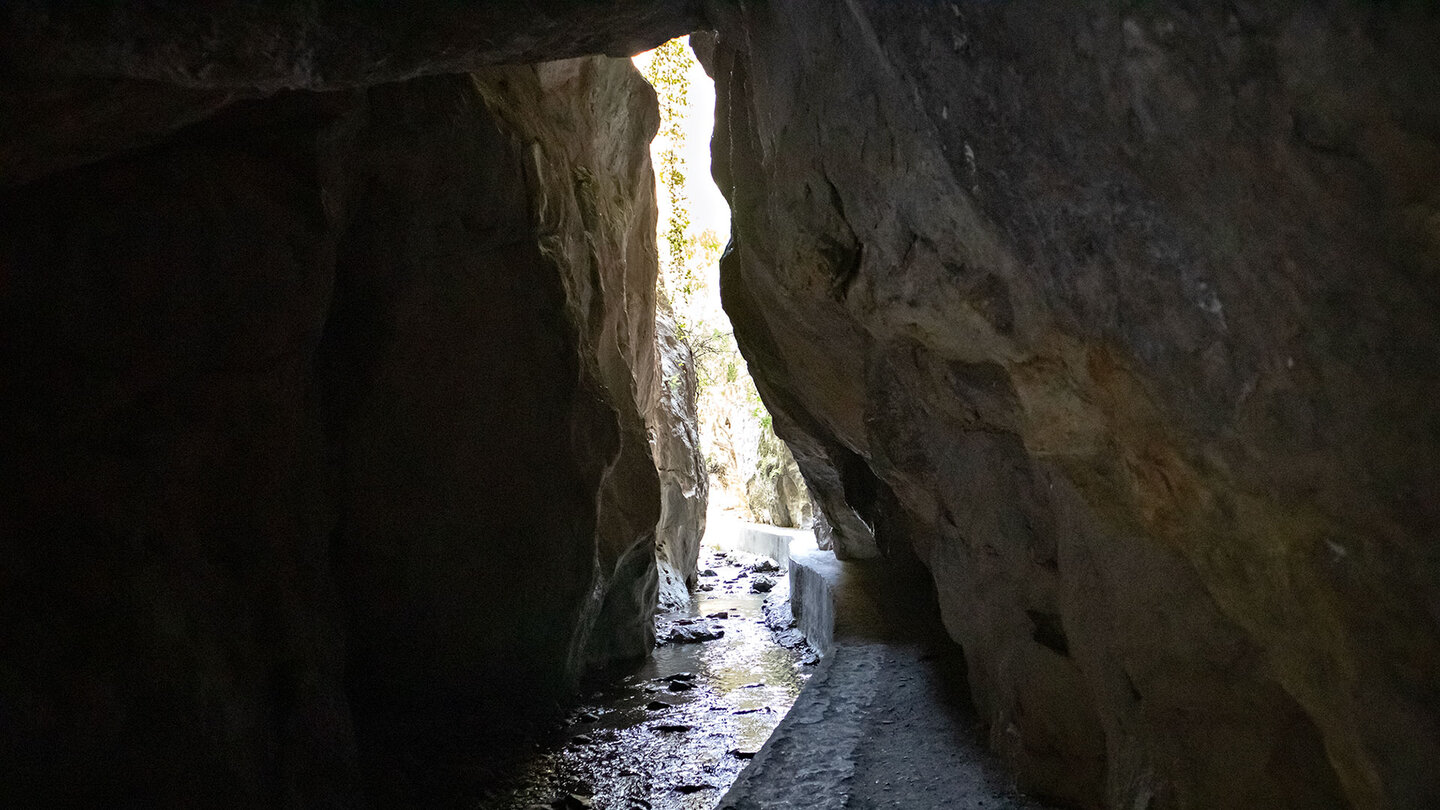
(2, 2), (1439, 809)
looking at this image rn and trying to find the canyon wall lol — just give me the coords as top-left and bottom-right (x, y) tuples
(653, 310), (710, 609)
(705, 2), (1439, 809)
(744, 428), (814, 530)
(0, 89), (365, 808)
(4, 1), (1438, 808)
(0, 11), (696, 799)
(333, 60), (674, 800)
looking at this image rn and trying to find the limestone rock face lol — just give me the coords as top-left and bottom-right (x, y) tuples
(652, 310), (709, 610)
(744, 428), (814, 530)
(472, 56), (681, 674)
(707, 3), (1440, 809)
(0, 50), (675, 807)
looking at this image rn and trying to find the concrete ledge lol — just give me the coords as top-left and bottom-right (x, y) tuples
(721, 524), (840, 655)
(729, 523), (812, 567)
(786, 540), (836, 656)
(719, 547), (1048, 810)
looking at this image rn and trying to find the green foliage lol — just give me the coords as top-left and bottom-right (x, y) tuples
(640, 38), (791, 521)
(644, 38), (704, 314)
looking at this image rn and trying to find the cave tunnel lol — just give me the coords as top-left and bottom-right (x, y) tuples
(2, 2), (1439, 809)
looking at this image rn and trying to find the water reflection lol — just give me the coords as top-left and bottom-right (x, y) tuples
(473, 548), (811, 810)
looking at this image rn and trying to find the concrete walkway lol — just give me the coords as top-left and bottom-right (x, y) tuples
(718, 528), (1049, 810)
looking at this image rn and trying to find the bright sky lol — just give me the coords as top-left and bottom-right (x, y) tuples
(633, 38), (732, 322)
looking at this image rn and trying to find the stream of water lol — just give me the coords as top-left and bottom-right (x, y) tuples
(472, 546), (813, 810)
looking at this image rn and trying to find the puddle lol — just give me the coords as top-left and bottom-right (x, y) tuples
(473, 547), (813, 810)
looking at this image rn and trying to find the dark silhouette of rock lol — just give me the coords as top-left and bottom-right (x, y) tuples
(0, 47), (687, 807)
(329, 61), (670, 802)
(0, 0), (704, 186)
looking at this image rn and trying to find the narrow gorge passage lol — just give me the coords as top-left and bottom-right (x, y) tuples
(2, 4), (1437, 809)
(474, 534), (813, 810)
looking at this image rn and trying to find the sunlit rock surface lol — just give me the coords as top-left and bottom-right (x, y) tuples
(744, 428), (814, 530)
(651, 309), (708, 612)
(705, 3), (1440, 809)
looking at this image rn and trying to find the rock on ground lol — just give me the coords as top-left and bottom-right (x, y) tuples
(659, 624), (725, 645)
(749, 557), (781, 574)
(704, 3), (1440, 809)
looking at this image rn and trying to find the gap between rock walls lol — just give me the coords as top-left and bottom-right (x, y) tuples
(2, 5), (1437, 809)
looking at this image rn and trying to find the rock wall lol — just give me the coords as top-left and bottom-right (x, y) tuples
(0, 91), (364, 808)
(744, 427), (814, 530)
(652, 310), (709, 610)
(705, 3), (1440, 809)
(0, 30), (689, 806)
(329, 60), (674, 800)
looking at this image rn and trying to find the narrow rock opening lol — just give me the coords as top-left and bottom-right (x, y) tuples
(3, 4), (1434, 810)
(462, 36), (820, 809)
(634, 36), (806, 539)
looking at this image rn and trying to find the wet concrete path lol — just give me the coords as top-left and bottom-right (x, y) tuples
(473, 547), (812, 810)
(718, 547), (1051, 810)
